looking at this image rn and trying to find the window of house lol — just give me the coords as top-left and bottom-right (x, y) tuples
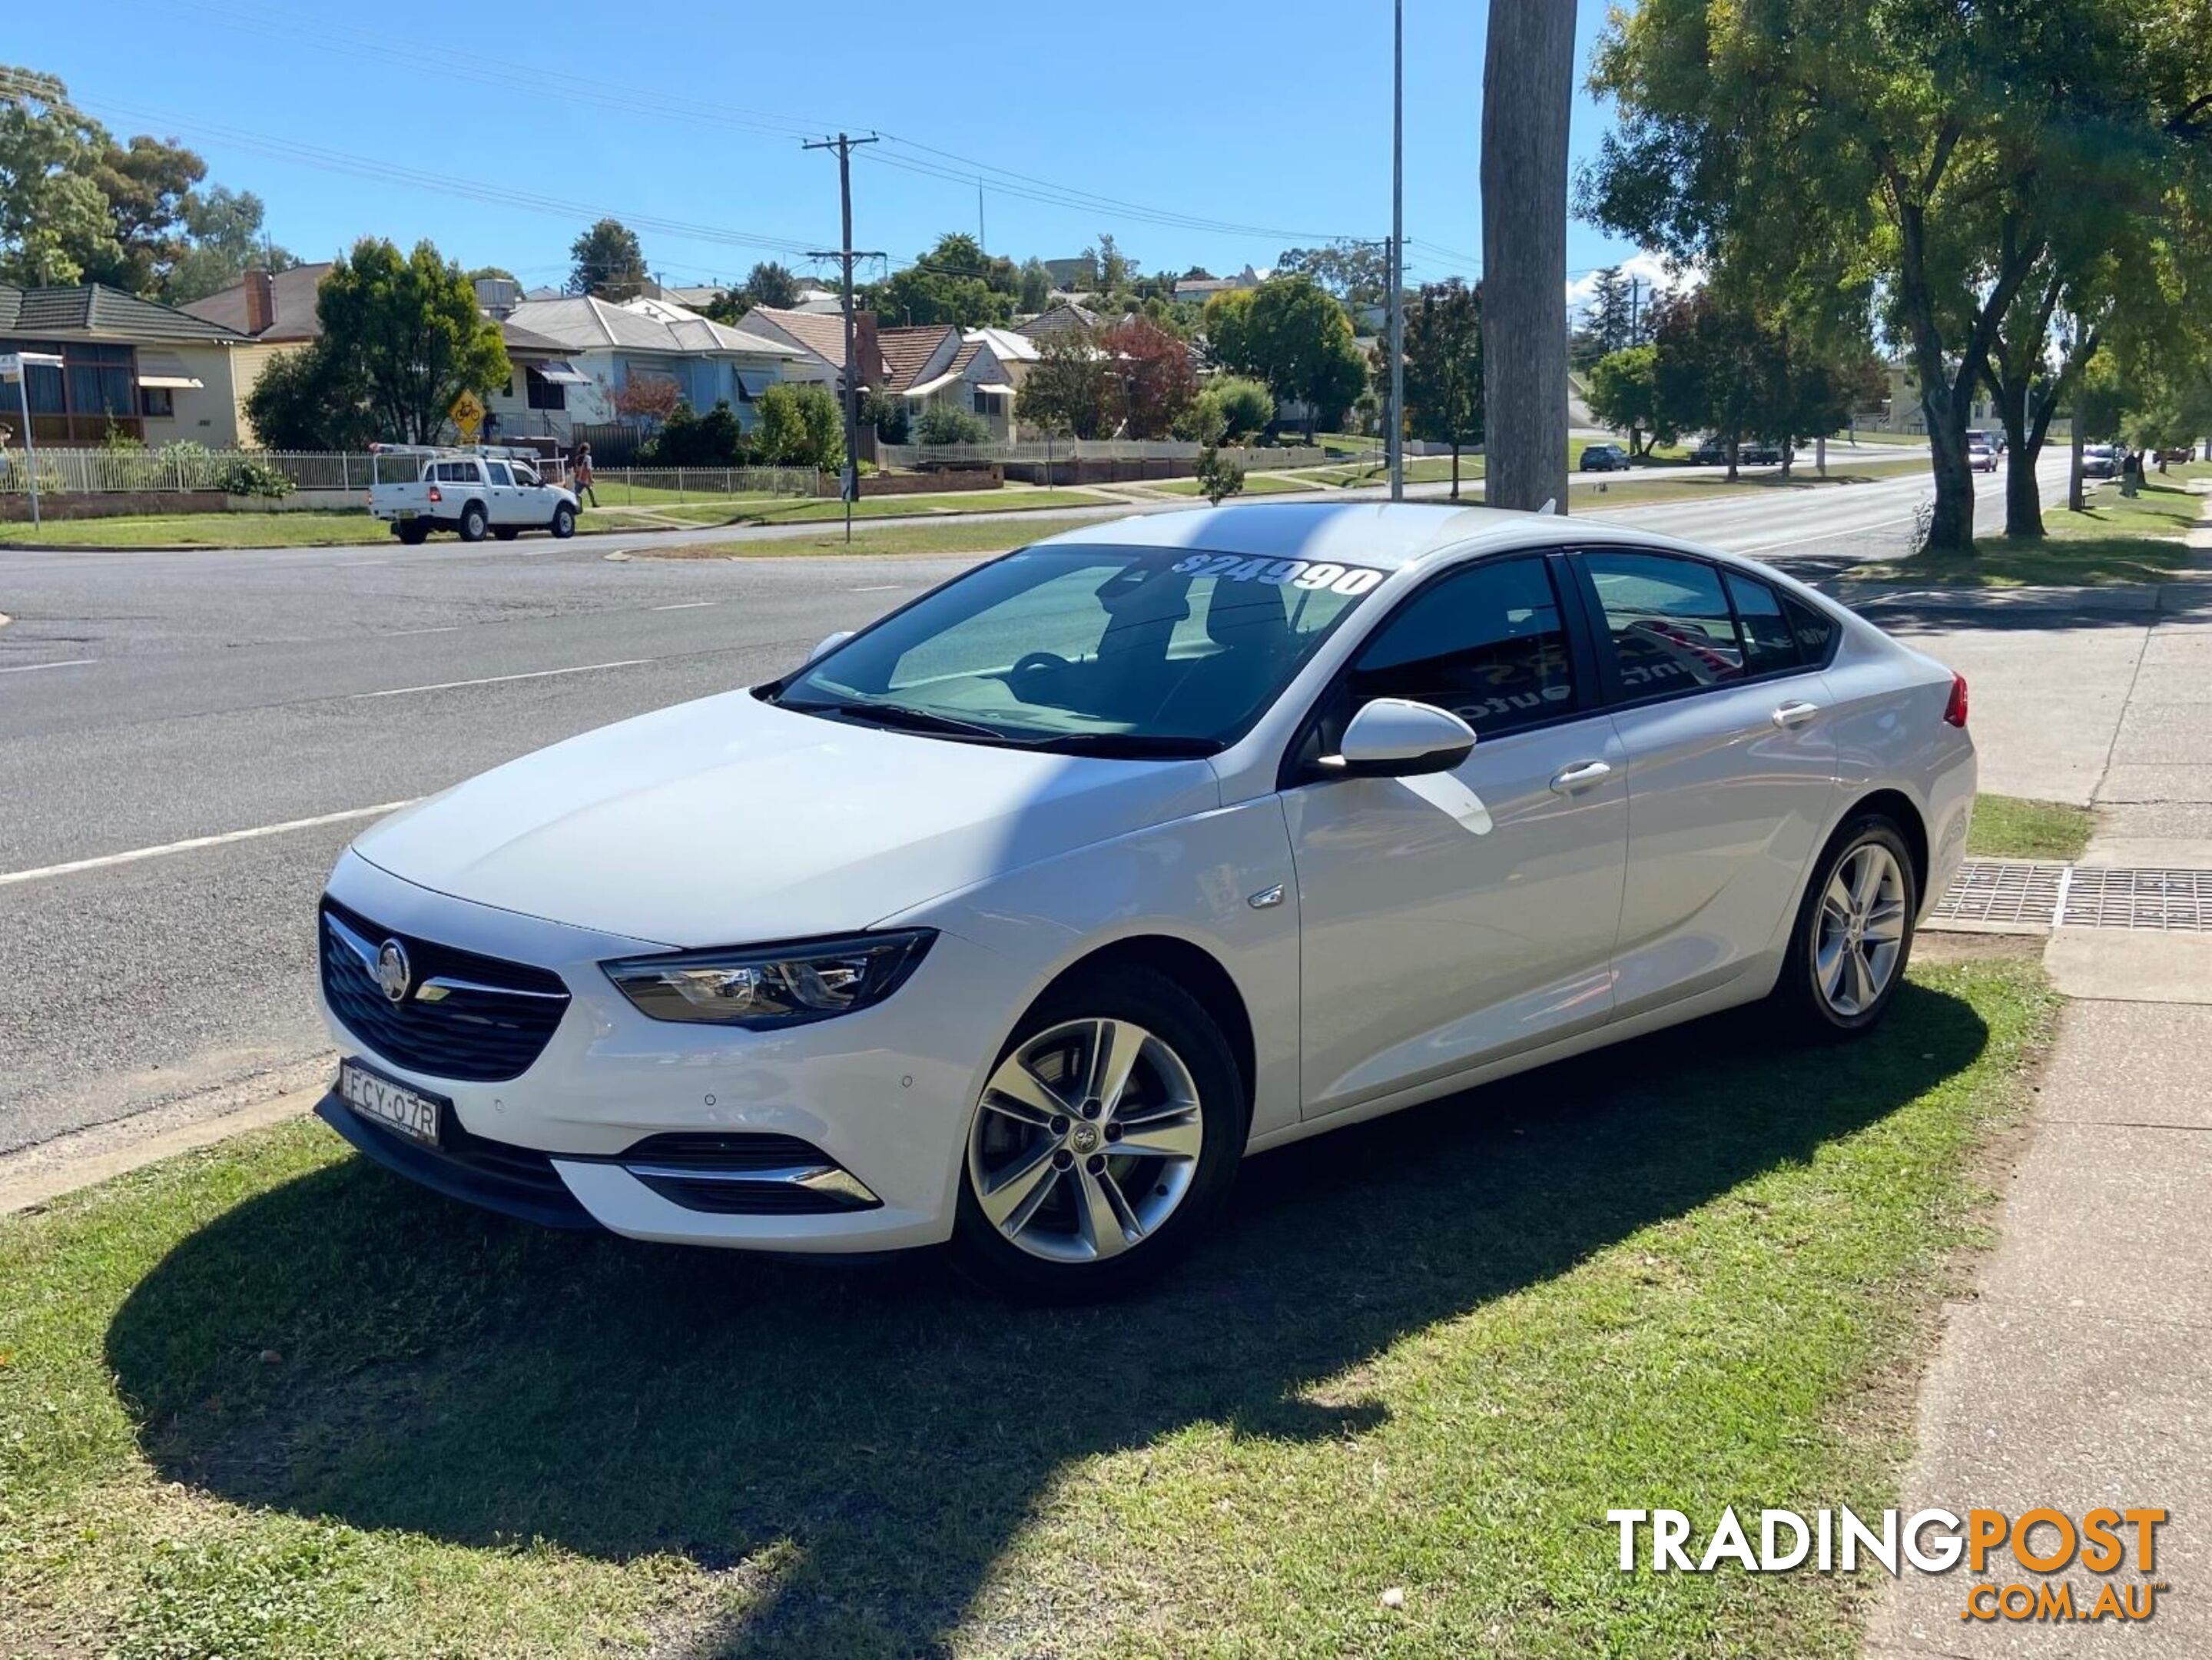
(974, 389), (1003, 418)
(140, 386), (174, 419)
(1348, 556), (1577, 739)
(526, 367), (566, 410)
(1584, 550), (1746, 696)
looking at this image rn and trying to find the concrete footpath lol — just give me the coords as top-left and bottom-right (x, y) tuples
(1871, 573), (2212, 1656)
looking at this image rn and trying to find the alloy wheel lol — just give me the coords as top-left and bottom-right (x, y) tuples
(967, 1018), (1205, 1263)
(1815, 842), (1907, 1017)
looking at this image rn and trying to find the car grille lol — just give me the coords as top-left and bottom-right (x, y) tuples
(320, 896), (571, 1082)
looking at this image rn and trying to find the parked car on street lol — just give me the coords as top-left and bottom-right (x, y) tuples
(1966, 436), (1998, 473)
(314, 503), (1975, 1295)
(1579, 443), (1633, 472)
(1690, 439), (1731, 465)
(2081, 443), (2119, 479)
(1739, 440), (1786, 466)
(369, 444), (579, 545)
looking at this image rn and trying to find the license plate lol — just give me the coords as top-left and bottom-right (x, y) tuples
(396, 509), (417, 520)
(337, 1059), (445, 1147)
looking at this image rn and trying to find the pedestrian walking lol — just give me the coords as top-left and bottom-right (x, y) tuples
(573, 442), (599, 507)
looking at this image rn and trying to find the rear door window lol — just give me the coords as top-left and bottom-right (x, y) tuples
(1583, 550), (1745, 697)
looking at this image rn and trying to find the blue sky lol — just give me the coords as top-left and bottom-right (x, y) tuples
(17, 0), (1654, 298)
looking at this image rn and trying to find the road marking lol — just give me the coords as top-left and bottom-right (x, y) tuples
(652, 600), (717, 611)
(0, 657), (98, 675)
(379, 625), (459, 637)
(851, 583), (902, 593)
(0, 799), (420, 888)
(351, 659), (650, 699)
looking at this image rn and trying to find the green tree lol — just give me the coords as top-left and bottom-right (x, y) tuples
(317, 237), (511, 443)
(243, 341), (376, 450)
(0, 66), (121, 286)
(165, 187), (296, 304)
(754, 381), (845, 471)
(914, 400), (991, 445)
(1016, 330), (1114, 440)
(866, 233), (1018, 327)
(82, 131), (204, 294)
(568, 217), (647, 299)
(1585, 344), (1666, 456)
(1587, 0), (2212, 552)
(742, 261), (801, 310)
(1401, 280), (1485, 497)
(1194, 443), (1245, 504)
(1205, 274), (1367, 440)
(1275, 240), (1392, 317)
(1201, 375), (1275, 443)
(1649, 290), (1768, 480)
(1016, 257), (1052, 313)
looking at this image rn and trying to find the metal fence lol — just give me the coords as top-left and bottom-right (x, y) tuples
(0, 448), (821, 500)
(877, 441), (1327, 471)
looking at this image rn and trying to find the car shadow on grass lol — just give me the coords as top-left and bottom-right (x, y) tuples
(105, 984), (1989, 1658)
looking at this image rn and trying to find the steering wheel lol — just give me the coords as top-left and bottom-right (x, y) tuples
(1009, 650), (1074, 682)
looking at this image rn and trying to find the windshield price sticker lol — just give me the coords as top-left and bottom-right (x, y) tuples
(1170, 553), (1385, 595)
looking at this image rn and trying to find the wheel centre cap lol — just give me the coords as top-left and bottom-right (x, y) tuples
(1070, 1123), (1101, 1154)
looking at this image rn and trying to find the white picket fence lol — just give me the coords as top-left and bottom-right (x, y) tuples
(878, 440), (1327, 471)
(0, 448), (822, 499)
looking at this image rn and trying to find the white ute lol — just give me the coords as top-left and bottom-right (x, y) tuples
(369, 444), (579, 545)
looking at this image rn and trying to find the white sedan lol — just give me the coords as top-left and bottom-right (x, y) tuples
(315, 503), (1975, 1295)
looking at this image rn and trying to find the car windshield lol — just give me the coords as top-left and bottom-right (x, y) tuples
(767, 543), (1386, 756)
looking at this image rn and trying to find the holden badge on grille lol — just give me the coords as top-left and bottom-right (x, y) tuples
(375, 938), (413, 1004)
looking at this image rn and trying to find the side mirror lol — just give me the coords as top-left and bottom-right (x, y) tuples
(807, 629), (854, 663)
(1322, 698), (1477, 779)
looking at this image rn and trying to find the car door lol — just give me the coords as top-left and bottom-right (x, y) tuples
(1282, 552), (1630, 1120)
(1568, 549), (1837, 1017)
(483, 460), (522, 525)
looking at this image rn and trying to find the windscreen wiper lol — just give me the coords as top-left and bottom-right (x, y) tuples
(1018, 732), (1222, 758)
(799, 700), (1009, 742)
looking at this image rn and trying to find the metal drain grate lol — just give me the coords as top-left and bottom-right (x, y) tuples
(1928, 859), (2070, 928)
(1928, 859), (2212, 932)
(2061, 867), (2212, 931)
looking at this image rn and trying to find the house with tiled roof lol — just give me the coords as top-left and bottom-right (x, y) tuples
(1, 282), (251, 446)
(735, 304), (887, 396)
(1018, 302), (1101, 340)
(897, 326), (1041, 440)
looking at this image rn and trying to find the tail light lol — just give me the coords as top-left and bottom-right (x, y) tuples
(1942, 672), (1968, 728)
(427, 485), (443, 503)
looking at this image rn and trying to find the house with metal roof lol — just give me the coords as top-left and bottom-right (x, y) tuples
(1, 282), (251, 447)
(501, 294), (807, 435)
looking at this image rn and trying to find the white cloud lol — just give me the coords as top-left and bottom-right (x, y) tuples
(1567, 251), (1700, 317)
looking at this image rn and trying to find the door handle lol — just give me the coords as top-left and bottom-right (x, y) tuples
(1771, 700), (1822, 729)
(1549, 759), (1613, 795)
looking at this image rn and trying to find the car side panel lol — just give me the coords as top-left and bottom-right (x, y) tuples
(880, 796), (1305, 1144)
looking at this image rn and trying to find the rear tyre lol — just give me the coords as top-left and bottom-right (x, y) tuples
(550, 503), (576, 539)
(457, 502), (488, 543)
(952, 965), (1245, 1300)
(396, 522), (429, 546)
(493, 526), (519, 541)
(1773, 815), (1917, 1039)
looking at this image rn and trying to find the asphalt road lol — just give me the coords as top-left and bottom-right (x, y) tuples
(0, 454), (2058, 1157)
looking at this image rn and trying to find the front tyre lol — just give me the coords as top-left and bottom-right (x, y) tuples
(550, 503), (576, 539)
(953, 966), (1245, 1299)
(1775, 815), (1917, 1038)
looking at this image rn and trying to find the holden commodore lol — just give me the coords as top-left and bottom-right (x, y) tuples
(315, 503), (1974, 1296)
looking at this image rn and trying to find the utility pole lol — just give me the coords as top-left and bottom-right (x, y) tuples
(804, 131), (882, 543)
(1388, 0), (1406, 502)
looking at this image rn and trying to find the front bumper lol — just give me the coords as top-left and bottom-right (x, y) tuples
(317, 850), (1030, 1252)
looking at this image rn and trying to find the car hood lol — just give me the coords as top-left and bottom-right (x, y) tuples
(350, 689), (1222, 948)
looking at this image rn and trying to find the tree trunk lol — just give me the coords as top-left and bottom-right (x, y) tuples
(1451, 443), (1462, 500)
(2069, 422), (2085, 513)
(1920, 377), (1977, 552)
(1479, 0), (1575, 513)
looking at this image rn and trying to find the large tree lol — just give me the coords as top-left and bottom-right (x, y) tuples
(569, 217), (647, 300)
(318, 237), (511, 443)
(164, 186), (296, 304)
(1275, 239), (1393, 317)
(1016, 330), (1115, 440)
(1100, 317), (1196, 439)
(0, 67), (125, 287)
(1401, 278), (1484, 497)
(1585, 344), (1666, 456)
(1203, 275), (1367, 440)
(865, 232), (1018, 328)
(741, 260), (801, 310)
(1481, 0), (1577, 512)
(242, 339), (375, 450)
(1587, 0), (2212, 553)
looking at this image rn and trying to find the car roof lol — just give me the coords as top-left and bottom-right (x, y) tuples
(1032, 501), (1560, 572)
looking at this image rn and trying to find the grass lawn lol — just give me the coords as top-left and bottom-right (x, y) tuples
(0, 510), (385, 549)
(632, 514), (1117, 560)
(1843, 478), (2207, 586)
(1148, 470), (1313, 497)
(721, 487), (1109, 526)
(0, 954), (2052, 1658)
(1968, 794), (2098, 862)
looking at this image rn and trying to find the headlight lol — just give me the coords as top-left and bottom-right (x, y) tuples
(601, 930), (936, 1028)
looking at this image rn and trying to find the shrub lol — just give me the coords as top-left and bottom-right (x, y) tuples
(217, 457), (294, 498)
(864, 389), (910, 446)
(914, 401), (991, 446)
(1194, 443), (1245, 504)
(643, 400), (751, 466)
(754, 382), (847, 472)
(1203, 375), (1275, 443)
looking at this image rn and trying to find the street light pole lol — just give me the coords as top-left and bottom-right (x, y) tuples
(1388, 0), (1405, 503)
(1, 351), (62, 530)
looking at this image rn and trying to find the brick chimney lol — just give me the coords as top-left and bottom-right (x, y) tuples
(244, 267), (276, 337)
(851, 309), (880, 393)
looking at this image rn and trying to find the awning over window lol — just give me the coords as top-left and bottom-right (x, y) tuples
(532, 359), (592, 386)
(901, 370), (958, 399)
(735, 369), (778, 397)
(973, 382), (1017, 397)
(135, 350), (204, 390)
